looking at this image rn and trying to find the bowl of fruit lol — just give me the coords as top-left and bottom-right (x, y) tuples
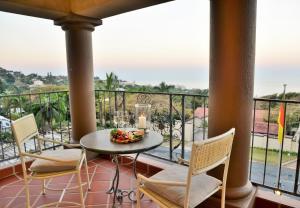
(110, 129), (145, 144)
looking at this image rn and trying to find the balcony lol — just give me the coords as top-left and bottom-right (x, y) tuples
(0, 90), (299, 207)
(1, 0), (300, 207)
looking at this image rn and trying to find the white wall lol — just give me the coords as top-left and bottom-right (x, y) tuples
(252, 134), (299, 153)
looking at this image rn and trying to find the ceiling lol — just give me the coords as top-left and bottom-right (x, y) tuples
(0, 0), (173, 20)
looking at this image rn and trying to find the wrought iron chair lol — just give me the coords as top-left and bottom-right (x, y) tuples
(12, 114), (90, 208)
(136, 128), (235, 208)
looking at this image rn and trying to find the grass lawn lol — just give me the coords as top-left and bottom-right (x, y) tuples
(251, 147), (297, 164)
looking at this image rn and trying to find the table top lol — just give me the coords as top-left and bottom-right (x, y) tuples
(80, 129), (163, 154)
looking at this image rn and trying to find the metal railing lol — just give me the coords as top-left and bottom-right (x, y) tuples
(249, 98), (300, 196)
(0, 91), (71, 164)
(94, 90), (208, 161)
(0, 90), (299, 197)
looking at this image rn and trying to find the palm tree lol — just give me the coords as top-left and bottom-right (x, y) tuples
(31, 96), (67, 133)
(154, 82), (174, 92)
(105, 72), (119, 91)
(105, 72), (119, 125)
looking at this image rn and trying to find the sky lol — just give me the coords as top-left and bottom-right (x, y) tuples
(0, 0), (299, 96)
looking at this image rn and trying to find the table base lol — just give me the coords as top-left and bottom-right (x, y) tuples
(107, 154), (144, 207)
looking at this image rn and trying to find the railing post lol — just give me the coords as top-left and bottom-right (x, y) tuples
(103, 92), (106, 126)
(192, 96), (195, 142)
(294, 138), (300, 194)
(249, 99), (256, 180)
(122, 92), (126, 114)
(262, 100), (271, 185)
(203, 97), (206, 140)
(181, 95), (185, 159)
(114, 91), (117, 112)
(169, 95), (173, 161)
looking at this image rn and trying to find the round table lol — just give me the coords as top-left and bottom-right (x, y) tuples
(80, 129), (163, 207)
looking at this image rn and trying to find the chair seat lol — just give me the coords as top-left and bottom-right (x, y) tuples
(30, 149), (82, 173)
(144, 165), (222, 208)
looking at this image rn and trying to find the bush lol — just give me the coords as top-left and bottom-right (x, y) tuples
(0, 131), (14, 143)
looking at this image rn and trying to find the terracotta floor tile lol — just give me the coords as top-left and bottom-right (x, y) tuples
(107, 202), (133, 208)
(86, 205), (107, 208)
(90, 180), (111, 192)
(7, 195), (37, 208)
(92, 172), (113, 181)
(86, 192), (108, 205)
(0, 175), (21, 187)
(87, 161), (97, 167)
(49, 174), (73, 184)
(28, 179), (44, 185)
(0, 184), (24, 198)
(88, 166), (97, 173)
(0, 197), (14, 208)
(62, 193), (82, 204)
(19, 185), (43, 196)
(97, 160), (115, 169)
(0, 157), (159, 208)
(90, 158), (107, 163)
(69, 173), (93, 183)
(95, 165), (114, 173)
(34, 194), (62, 207)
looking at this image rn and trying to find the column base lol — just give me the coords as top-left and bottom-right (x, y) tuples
(199, 185), (257, 208)
(226, 180), (254, 199)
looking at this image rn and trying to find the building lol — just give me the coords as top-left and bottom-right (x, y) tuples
(0, 115), (11, 131)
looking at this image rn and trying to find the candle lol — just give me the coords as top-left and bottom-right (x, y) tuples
(138, 114), (147, 129)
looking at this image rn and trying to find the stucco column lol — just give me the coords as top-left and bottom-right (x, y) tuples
(55, 15), (102, 142)
(208, 0), (257, 199)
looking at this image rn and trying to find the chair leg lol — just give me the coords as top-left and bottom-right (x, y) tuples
(42, 179), (46, 195)
(136, 179), (141, 208)
(221, 187), (226, 208)
(84, 156), (91, 190)
(24, 177), (31, 208)
(77, 172), (85, 208)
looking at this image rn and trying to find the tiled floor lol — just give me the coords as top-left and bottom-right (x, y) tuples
(0, 157), (159, 208)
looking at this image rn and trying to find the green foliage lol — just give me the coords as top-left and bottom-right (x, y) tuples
(31, 95), (68, 133)
(0, 132), (13, 143)
(0, 67), (68, 95)
(153, 82), (175, 93)
(105, 72), (119, 91)
(251, 147), (297, 164)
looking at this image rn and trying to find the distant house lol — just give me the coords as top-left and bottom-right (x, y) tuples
(116, 87), (125, 91)
(253, 109), (278, 136)
(177, 107), (208, 142)
(182, 108), (280, 141)
(29, 79), (44, 88)
(0, 116), (11, 131)
(193, 108), (280, 136)
(292, 124), (300, 142)
(119, 80), (135, 86)
(194, 107), (209, 119)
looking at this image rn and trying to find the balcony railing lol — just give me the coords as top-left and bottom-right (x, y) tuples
(0, 90), (299, 197)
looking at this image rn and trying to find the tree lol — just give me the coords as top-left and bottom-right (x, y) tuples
(154, 82), (174, 92)
(0, 79), (6, 93)
(104, 72), (119, 126)
(31, 96), (67, 133)
(105, 72), (119, 91)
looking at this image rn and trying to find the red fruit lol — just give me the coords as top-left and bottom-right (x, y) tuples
(117, 129), (123, 135)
